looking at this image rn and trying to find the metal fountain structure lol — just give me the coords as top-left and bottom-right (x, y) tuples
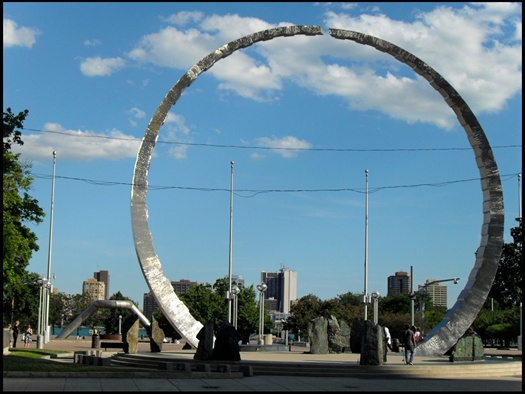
(130, 25), (504, 356)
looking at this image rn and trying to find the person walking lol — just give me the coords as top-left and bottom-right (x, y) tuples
(12, 321), (20, 348)
(414, 327), (422, 343)
(384, 326), (393, 351)
(6, 324), (13, 348)
(23, 324), (33, 348)
(403, 324), (416, 365)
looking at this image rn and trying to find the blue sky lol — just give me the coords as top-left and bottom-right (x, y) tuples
(4, 2), (522, 310)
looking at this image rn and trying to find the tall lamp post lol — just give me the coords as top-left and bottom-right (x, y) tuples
(118, 315), (122, 335)
(227, 161), (234, 323)
(232, 285), (240, 329)
(412, 277), (459, 336)
(36, 277), (50, 349)
(257, 282), (267, 345)
(362, 169), (370, 320)
(44, 150), (57, 344)
(371, 290), (380, 325)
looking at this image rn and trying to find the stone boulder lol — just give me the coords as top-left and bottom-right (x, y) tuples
(327, 315), (351, 354)
(211, 320), (241, 361)
(307, 316), (329, 354)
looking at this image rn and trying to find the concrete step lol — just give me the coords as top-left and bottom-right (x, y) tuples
(109, 353), (522, 379)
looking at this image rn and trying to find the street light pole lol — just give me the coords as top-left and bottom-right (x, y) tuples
(36, 277), (47, 349)
(410, 265), (415, 327)
(363, 169), (369, 320)
(232, 285), (240, 329)
(44, 151), (57, 344)
(227, 160), (234, 323)
(371, 290), (380, 324)
(414, 277), (460, 336)
(257, 282), (267, 345)
(118, 315), (122, 335)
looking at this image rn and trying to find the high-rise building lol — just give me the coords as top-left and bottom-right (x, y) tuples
(261, 267), (297, 314)
(420, 280), (448, 308)
(387, 271), (411, 296)
(142, 278), (198, 318)
(82, 278), (105, 301)
(94, 270), (110, 299)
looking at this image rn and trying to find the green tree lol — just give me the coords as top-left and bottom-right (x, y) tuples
(3, 107), (45, 325)
(286, 294), (323, 338)
(180, 282), (225, 328)
(489, 221), (522, 308)
(102, 291), (138, 335)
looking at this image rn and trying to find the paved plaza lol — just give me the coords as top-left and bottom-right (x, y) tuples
(3, 339), (522, 392)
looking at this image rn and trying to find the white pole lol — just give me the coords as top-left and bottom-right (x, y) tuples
(518, 173), (522, 221)
(44, 151), (57, 344)
(410, 265), (415, 327)
(227, 161), (234, 323)
(363, 169), (369, 320)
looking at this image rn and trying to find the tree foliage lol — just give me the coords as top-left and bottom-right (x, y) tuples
(3, 107), (45, 325)
(489, 221), (522, 308)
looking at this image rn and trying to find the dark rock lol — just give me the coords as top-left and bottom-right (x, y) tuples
(448, 331), (484, 362)
(359, 321), (385, 366)
(211, 320), (241, 361)
(308, 316), (329, 354)
(327, 315), (351, 354)
(149, 317), (164, 353)
(194, 320), (214, 360)
(350, 318), (362, 353)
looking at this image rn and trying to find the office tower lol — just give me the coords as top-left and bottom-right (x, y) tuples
(420, 280), (448, 308)
(94, 270), (110, 299)
(82, 278), (105, 301)
(261, 267), (297, 314)
(387, 271), (411, 296)
(142, 278), (198, 318)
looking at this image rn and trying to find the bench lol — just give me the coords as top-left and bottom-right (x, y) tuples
(100, 341), (125, 351)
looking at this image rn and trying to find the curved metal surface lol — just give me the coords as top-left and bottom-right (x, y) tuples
(131, 25), (503, 356)
(130, 25), (324, 348)
(329, 29), (504, 356)
(56, 300), (150, 339)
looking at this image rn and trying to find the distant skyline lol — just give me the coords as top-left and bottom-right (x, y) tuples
(3, 2), (522, 310)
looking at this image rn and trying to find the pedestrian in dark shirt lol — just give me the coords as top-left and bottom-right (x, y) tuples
(403, 324), (416, 365)
(12, 320), (20, 348)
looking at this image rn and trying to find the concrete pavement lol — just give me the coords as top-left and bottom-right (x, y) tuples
(3, 339), (522, 392)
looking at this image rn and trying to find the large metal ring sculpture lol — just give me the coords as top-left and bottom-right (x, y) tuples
(131, 25), (504, 355)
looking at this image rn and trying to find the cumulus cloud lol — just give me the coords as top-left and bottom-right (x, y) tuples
(127, 107), (146, 127)
(80, 56), (126, 77)
(12, 123), (141, 162)
(253, 136), (313, 158)
(3, 18), (40, 48)
(125, 3), (521, 131)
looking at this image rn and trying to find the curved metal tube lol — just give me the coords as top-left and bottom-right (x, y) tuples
(56, 300), (150, 339)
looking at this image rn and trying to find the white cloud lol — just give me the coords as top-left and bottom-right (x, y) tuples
(127, 107), (146, 127)
(253, 136), (313, 158)
(3, 18), (40, 48)
(163, 112), (193, 159)
(124, 4), (521, 132)
(80, 56), (126, 77)
(12, 123), (141, 162)
(162, 11), (204, 26)
(84, 39), (101, 47)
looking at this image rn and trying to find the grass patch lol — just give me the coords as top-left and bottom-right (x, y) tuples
(3, 348), (139, 373)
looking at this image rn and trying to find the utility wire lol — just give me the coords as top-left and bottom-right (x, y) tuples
(23, 127), (520, 153)
(32, 172), (520, 198)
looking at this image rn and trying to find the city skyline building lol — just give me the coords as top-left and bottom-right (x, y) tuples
(261, 267), (297, 314)
(82, 277), (105, 301)
(421, 279), (449, 308)
(387, 271), (411, 296)
(93, 270), (110, 299)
